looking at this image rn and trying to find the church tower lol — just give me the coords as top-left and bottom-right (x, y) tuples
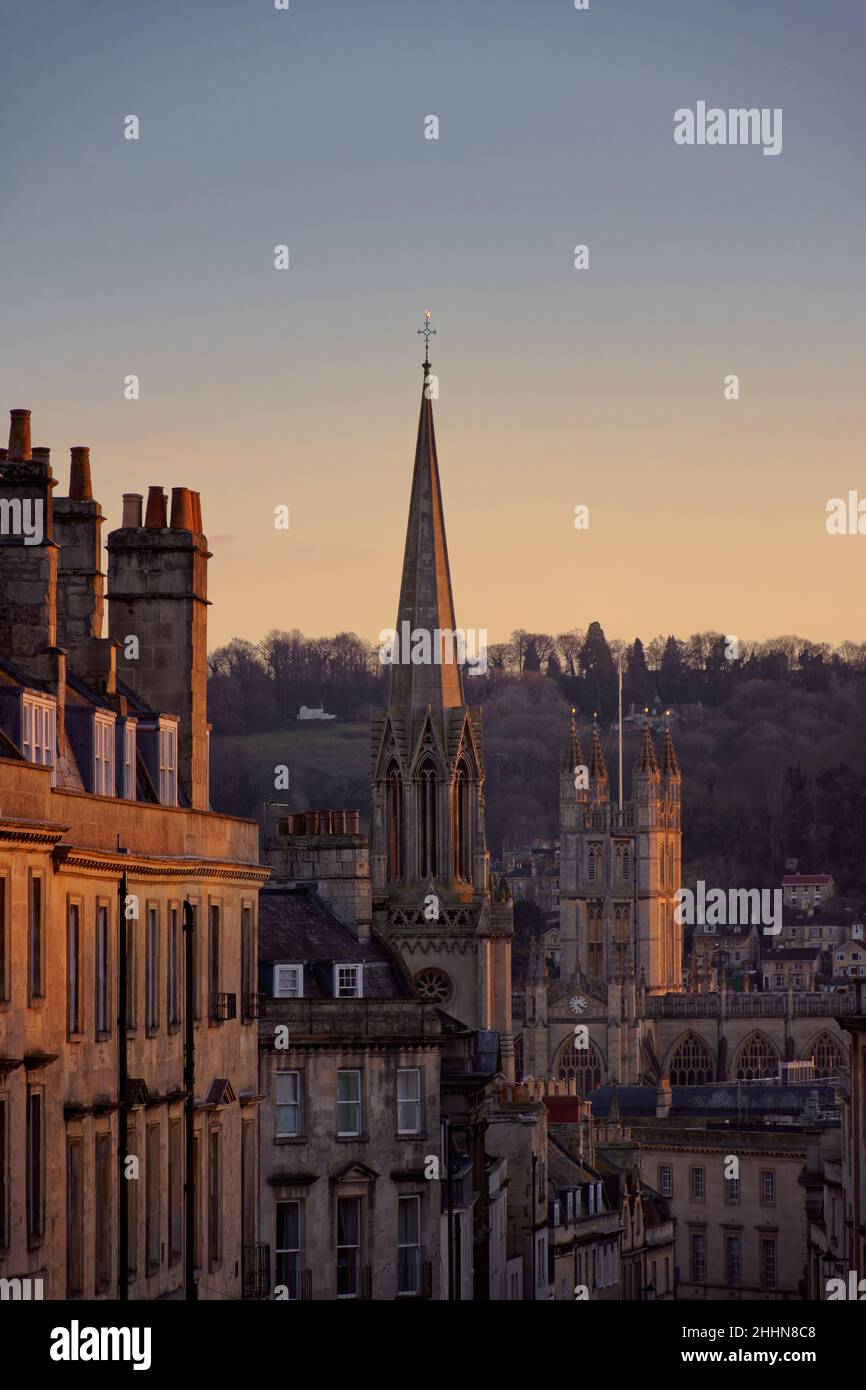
(370, 320), (513, 1075)
(558, 713), (683, 998)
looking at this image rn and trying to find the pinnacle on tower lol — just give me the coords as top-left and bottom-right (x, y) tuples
(633, 717), (660, 775)
(661, 720), (681, 778)
(562, 707), (584, 771)
(588, 717), (608, 783)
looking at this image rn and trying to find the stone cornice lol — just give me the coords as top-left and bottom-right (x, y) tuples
(0, 818), (69, 849)
(52, 843), (270, 886)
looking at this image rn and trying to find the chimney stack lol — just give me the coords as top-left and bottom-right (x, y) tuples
(0, 408), (57, 659)
(54, 445), (105, 651)
(107, 486), (210, 809)
(7, 408), (32, 461)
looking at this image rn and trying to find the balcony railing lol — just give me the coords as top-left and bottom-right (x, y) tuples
(242, 1243), (271, 1300)
(274, 1267), (312, 1300)
(243, 992), (261, 1021)
(398, 1259), (433, 1299)
(209, 992), (237, 1024)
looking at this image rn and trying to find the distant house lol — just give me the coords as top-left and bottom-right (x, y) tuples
(297, 702), (336, 721)
(782, 873), (835, 911)
(760, 944), (824, 992)
(832, 930), (866, 981)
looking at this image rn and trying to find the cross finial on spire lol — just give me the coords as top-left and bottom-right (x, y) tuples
(417, 309), (436, 370)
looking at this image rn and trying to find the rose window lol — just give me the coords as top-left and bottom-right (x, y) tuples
(414, 968), (452, 1004)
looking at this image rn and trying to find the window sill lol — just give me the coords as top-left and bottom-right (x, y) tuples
(96, 1031), (111, 1044)
(336, 1134), (369, 1143)
(275, 1136), (306, 1144)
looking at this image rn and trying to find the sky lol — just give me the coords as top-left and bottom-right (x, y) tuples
(2, 0), (865, 650)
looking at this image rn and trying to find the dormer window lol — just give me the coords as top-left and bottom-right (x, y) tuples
(335, 963), (362, 998)
(21, 694), (56, 786)
(158, 719), (178, 806)
(273, 964), (303, 998)
(123, 721), (137, 800)
(93, 713), (116, 796)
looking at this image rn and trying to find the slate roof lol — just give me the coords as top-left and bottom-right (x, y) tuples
(759, 945), (822, 960)
(587, 1083), (839, 1120)
(258, 885), (412, 999)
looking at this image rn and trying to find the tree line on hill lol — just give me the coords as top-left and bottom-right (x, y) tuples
(208, 622), (866, 732)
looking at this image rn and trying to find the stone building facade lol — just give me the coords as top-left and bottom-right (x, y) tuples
(0, 407), (266, 1300)
(256, 879), (443, 1300)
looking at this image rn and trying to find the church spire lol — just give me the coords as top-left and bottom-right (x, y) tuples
(388, 314), (464, 716)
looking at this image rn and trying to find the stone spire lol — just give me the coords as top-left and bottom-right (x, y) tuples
(562, 708), (584, 771)
(661, 721), (681, 778)
(634, 718), (660, 775)
(388, 332), (463, 719)
(588, 717), (609, 789)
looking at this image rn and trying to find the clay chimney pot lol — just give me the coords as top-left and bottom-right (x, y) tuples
(8, 409), (32, 461)
(122, 493), (143, 528)
(144, 486), (167, 528)
(69, 447), (93, 500)
(169, 486), (195, 531)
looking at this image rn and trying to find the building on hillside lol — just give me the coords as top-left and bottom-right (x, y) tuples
(779, 907), (849, 950)
(830, 931), (866, 982)
(783, 874), (835, 912)
(0, 408), (267, 1301)
(760, 944), (824, 992)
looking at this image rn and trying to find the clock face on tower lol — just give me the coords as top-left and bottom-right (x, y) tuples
(569, 995), (588, 1015)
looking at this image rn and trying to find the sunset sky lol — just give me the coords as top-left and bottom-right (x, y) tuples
(2, 0), (865, 649)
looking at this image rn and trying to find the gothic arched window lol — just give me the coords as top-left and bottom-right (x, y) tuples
(668, 1032), (714, 1086)
(387, 764), (402, 880)
(418, 759), (439, 880)
(734, 1033), (779, 1081)
(613, 905), (630, 978)
(587, 905), (603, 979)
(588, 842), (602, 884)
(452, 762), (471, 881)
(809, 1032), (847, 1079)
(556, 1036), (603, 1098)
